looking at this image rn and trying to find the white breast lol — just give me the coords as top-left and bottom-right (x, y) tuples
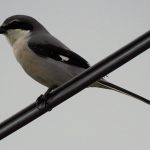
(5, 30), (60, 87)
(5, 29), (84, 88)
(8, 31), (47, 84)
(5, 29), (48, 85)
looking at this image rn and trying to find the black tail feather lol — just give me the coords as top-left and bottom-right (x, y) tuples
(97, 80), (150, 105)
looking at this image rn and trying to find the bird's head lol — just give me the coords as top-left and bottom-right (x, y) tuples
(0, 15), (47, 45)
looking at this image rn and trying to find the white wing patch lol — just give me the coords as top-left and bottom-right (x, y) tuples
(59, 55), (69, 61)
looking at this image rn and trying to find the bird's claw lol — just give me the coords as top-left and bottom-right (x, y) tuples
(36, 88), (54, 111)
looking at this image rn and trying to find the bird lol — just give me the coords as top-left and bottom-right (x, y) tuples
(0, 15), (149, 108)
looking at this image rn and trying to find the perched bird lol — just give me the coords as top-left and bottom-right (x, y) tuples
(0, 15), (148, 106)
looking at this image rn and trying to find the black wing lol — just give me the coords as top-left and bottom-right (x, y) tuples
(28, 34), (90, 69)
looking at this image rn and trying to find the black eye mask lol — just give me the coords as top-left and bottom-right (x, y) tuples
(5, 20), (33, 31)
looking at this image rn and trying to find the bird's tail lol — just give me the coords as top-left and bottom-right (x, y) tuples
(95, 79), (150, 105)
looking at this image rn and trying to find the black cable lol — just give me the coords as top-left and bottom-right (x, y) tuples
(0, 31), (150, 140)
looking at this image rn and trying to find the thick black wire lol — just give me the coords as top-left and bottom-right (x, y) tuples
(0, 31), (150, 140)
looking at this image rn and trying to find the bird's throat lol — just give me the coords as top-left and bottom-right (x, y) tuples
(5, 29), (30, 46)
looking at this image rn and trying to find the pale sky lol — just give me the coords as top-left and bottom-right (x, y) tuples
(0, 0), (150, 149)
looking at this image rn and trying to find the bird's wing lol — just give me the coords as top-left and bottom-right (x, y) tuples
(28, 34), (90, 69)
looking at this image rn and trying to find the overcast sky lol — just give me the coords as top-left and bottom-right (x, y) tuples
(0, 0), (150, 149)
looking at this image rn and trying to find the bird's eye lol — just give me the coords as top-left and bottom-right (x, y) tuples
(6, 20), (20, 29)
(9, 19), (20, 25)
(10, 20), (19, 25)
(6, 20), (33, 31)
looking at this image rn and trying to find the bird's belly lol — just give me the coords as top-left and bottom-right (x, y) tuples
(15, 47), (80, 88)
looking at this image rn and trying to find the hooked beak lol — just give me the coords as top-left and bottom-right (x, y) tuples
(0, 26), (6, 34)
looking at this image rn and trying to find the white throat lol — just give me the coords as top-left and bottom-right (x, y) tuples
(5, 29), (30, 46)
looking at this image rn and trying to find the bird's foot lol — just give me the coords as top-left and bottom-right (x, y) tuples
(36, 86), (57, 111)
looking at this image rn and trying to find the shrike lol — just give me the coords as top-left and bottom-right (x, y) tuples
(0, 15), (148, 105)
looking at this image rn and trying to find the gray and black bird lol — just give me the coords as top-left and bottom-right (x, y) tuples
(0, 15), (148, 105)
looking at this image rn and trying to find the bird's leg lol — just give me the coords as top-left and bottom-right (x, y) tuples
(36, 86), (58, 111)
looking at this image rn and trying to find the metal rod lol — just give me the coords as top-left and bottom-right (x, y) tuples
(0, 31), (150, 140)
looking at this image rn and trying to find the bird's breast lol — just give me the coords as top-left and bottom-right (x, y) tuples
(11, 38), (83, 88)
(12, 39), (62, 87)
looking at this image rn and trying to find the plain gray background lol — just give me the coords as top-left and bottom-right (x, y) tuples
(0, 0), (150, 149)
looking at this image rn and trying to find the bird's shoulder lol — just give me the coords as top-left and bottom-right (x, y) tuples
(28, 33), (90, 69)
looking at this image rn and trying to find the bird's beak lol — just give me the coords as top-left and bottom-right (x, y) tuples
(0, 26), (6, 34)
